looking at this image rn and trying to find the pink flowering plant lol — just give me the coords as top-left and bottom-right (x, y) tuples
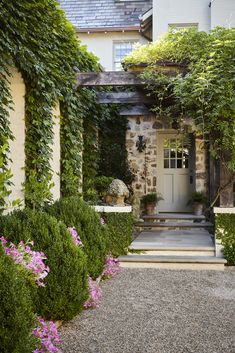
(0, 236), (49, 287)
(100, 217), (107, 226)
(67, 227), (83, 247)
(102, 253), (121, 279)
(33, 317), (62, 353)
(84, 276), (102, 309)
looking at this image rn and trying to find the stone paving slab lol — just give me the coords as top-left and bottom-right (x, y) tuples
(130, 230), (214, 249)
(59, 268), (235, 353)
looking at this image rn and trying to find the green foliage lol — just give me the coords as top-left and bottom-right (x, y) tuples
(45, 196), (107, 278)
(125, 28), (235, 171)
(141, 192), (164, 204)
(190, 192), (207, 204)
(95, 176), (114, 199)
(105, 213), (134, 257)
(0, 144), (12, 212)
(0, 0), (99, 206)
(0, 209), (88, 320)
(0, 247), (35, 353)
(216, 214), (235, 266)
(97, 107), (134, 185)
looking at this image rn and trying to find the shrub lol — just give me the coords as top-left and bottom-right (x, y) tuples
(0, 247), (35, 353)
(0, 209), (88, 320)
(94, 175), (114, 200)
(45, 196), (107, 278)
(104, 213), (134, 257)
(216, 214), (235, 266)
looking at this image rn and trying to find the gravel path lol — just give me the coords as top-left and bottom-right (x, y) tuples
(60, 268), (235, 353)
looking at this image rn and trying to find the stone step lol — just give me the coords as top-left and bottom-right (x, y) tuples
(135, 221), (213, 229)
(143, 213), (206, 222)
(129, 249), (215, 256)
(119, 254), (226, 270)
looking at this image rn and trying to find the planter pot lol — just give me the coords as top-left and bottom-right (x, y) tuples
(193, 202), (204, 216)
(146, 202), (156, 215)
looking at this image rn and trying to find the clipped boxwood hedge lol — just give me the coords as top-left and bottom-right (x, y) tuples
(216, 214), (235, 266)
(45, 196), (107, 278)
(0, 247), (35, 353)
(0, 209), (88, 320)
(104, 213), (134, 257)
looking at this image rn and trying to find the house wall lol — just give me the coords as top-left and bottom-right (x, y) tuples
(77, 31), (148, 71)
(153, 0), (211, 39)
(152, 0), (235, 40)
(8, 68), (26, 208)
(126, 115), (209, 214)
(210, 0), (235, 28)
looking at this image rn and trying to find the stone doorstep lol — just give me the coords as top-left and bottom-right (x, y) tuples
(129, 250), (215, 257)
(135, 221), (213, 228)
(119, 254), (226, 270)
(142, 213), (206, 221)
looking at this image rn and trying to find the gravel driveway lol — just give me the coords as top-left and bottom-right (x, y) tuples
(60, 268), (235, 353)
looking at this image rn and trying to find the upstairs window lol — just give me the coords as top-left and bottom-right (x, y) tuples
(113, 41), (137, 71)
(168, 23), (198, 33)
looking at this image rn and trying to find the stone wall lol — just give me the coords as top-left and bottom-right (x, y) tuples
(126, 115), (209, 215)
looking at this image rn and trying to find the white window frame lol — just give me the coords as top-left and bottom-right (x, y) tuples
(113, 40), (138, 71)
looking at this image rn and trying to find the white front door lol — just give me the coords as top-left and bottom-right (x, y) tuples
(157, 133), (193, 212)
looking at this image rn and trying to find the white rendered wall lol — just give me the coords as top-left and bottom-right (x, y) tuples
(153, 0), (211, 40)
(50, 104), (61, 201)
(77, 31), (147, 71)
(211, 0), (235, 28)
(8, 68), (25, 207)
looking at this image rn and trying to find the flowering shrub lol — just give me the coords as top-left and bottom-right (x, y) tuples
(67, 227), (83, 246)
(33, 317), (62, 353)
(100, 217), (106, 226)
(102, 254), (121, 279)
(84, 277), (102, 309)
(0, 236), (49, 287)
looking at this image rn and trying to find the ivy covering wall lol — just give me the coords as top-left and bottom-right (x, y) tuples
(0, 0), (99, 209)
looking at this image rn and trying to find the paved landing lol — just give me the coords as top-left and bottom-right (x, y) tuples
(130, 230), (214, 250)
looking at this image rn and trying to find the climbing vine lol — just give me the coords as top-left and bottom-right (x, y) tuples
(125, 28), (235, 172)
(0, 0), (99, 208)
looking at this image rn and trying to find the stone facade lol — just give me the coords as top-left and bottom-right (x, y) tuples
(126, 115), (209, 215)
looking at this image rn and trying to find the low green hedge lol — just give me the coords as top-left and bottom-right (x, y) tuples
(45, 196), (107, 278)
(0, 247), (35, 353)
(0, 209), (88, 320)
(104, 213), (134, 257)
(216, 214), (235, 266)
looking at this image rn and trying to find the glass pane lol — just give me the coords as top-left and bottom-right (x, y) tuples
(170, 149), (176, 158)
(170, 159), (176, 168)
(183, 159), (189, 168)
(164, 159), (169, 168)
(164, 139), (170, 148)
(164, 149), (170, 158)
(177, 159), (182, 168)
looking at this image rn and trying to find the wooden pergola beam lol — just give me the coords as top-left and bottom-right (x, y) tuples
(119, 105), (152, 116)
(97, 91), (154, 104)
(77, 71), (142, 86)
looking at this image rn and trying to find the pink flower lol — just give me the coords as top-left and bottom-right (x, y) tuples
(84, 277), (102, 309)
(100, 217), (106, 226)
(102, 254), (121, 279)
(1, 238), (49, 287)
(33, 317), (62, 353)
(67, 227), (83, 247)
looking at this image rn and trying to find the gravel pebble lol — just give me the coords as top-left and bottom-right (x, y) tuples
(59, 268), (235, 353)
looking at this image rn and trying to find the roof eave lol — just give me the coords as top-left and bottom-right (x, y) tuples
(76, 26), (141, 33)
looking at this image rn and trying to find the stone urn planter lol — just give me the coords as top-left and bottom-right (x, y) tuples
(105, 179), (129, 206)
(142, 193), (164, 215)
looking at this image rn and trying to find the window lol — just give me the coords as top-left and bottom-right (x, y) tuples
(163, 138), (189, 169)
(113, 41), (137, 71)
(168, 23), (198, 33)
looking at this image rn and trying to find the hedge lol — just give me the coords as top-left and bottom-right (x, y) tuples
(0, 209), (88, 320)
(0, 247), (35, 353)
(104, 213), (134, 257)
(216, 214), (235, 266)
(45, 196), (107, 278)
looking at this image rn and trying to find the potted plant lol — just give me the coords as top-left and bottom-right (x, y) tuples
(189, 191), (207, 216)
(142, 192), (164, 215)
